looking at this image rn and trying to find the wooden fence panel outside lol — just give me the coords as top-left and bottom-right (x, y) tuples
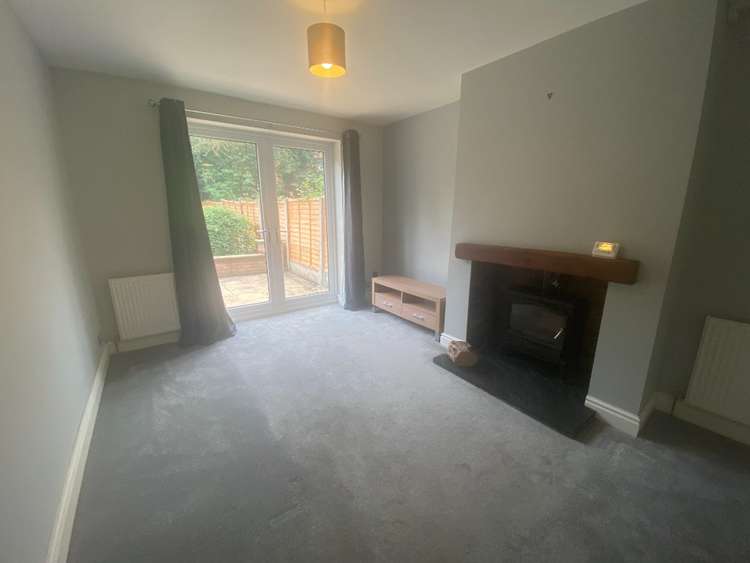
(203, 198), (328, 273)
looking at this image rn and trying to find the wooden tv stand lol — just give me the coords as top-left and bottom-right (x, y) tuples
(371, 275), (446, 340)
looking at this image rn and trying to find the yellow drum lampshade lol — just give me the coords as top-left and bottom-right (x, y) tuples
(307, 22), (346, 77)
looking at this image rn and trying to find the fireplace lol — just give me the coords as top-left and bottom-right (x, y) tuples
(467, 261), (605, 384)
(434, 243), (639, 436)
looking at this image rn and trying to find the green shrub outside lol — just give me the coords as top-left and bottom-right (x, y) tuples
(202, 206), (257, 256)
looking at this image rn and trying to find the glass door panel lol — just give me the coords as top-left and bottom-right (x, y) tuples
(190, 135), (271, 308)
(189, 121), (338, 318)
(272, 146), (330, 300)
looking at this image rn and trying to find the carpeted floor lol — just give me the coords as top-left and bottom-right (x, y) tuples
(68, 305), (750, 562)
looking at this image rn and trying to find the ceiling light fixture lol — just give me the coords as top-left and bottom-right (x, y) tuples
(307, 0), (346, 78)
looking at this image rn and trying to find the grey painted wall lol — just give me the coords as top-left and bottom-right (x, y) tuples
(646, 0), (750, 401)
(52, 69), (384, 341)
(445, 0), (716, 414)
(383, 103), (459, 286)
(0, 2), (100, 561)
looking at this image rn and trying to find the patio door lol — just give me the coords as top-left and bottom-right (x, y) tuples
(188, 121), (339, 319)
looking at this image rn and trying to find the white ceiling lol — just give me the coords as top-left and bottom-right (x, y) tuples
(11, 0), (645, 125)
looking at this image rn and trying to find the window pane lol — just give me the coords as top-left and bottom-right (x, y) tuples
(191, 135), (270, 307)
(273, 146), (329, 299)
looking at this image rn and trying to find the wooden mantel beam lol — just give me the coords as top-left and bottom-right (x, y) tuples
(455, 243), (639, 285)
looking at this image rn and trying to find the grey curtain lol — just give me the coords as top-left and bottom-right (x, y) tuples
(159, 98), (236, 345)
(342, 129), (366, 309)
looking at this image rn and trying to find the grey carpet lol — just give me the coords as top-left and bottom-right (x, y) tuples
(69, 305), (750, 562)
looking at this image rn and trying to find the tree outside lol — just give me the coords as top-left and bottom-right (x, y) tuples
(273, 146), (324, 199)
(190, 136), (325, 201)
(191, 136), (260, 201)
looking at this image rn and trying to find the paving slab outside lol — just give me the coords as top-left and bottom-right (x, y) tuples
(219, 272), (326, 307)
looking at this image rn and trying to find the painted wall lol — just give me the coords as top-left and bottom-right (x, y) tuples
(646, 0), (750, 401)
(52, 69), (384, 341)
(0, 2), (101, 561)
(382, 103), (459, 286)
(444, 0), (716, 414)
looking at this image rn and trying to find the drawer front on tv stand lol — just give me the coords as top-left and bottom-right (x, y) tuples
(374, 292), (402, 315)
(401, 303), (437, 331)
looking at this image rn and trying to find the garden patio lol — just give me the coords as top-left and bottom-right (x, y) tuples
(218, 271), (326, 308)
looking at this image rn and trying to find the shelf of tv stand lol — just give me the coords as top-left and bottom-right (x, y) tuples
(371, 275), (446, 340)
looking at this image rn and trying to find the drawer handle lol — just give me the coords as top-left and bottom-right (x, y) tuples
(413, 313), (425, 320)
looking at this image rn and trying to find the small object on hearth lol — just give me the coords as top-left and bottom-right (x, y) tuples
(591, 241), (620, 259)
(448, 340), (479, 367)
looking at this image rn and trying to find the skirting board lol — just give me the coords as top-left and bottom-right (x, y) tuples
(439, 333), (462, 348)
(46, 342), (113, 563)
(585, 392), (674, 437)
(674, 400), (750, 447)
(639, 391), (675, 424)
(585, 396), (641, 436)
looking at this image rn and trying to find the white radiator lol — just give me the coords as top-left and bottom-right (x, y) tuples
(685, 316), (750, 426)
(109, 273), (181, 342)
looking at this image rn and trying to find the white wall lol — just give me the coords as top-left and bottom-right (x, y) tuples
(646, 0), (750, 402)
(444, 0), (716, 414)
(52, 69), (384, 341)
(0, 2), (101, 561)
(383, 103), (459, 286)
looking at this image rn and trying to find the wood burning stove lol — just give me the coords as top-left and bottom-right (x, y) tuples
(466, 261), (607, 382)
(503, 289), (576, 365)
